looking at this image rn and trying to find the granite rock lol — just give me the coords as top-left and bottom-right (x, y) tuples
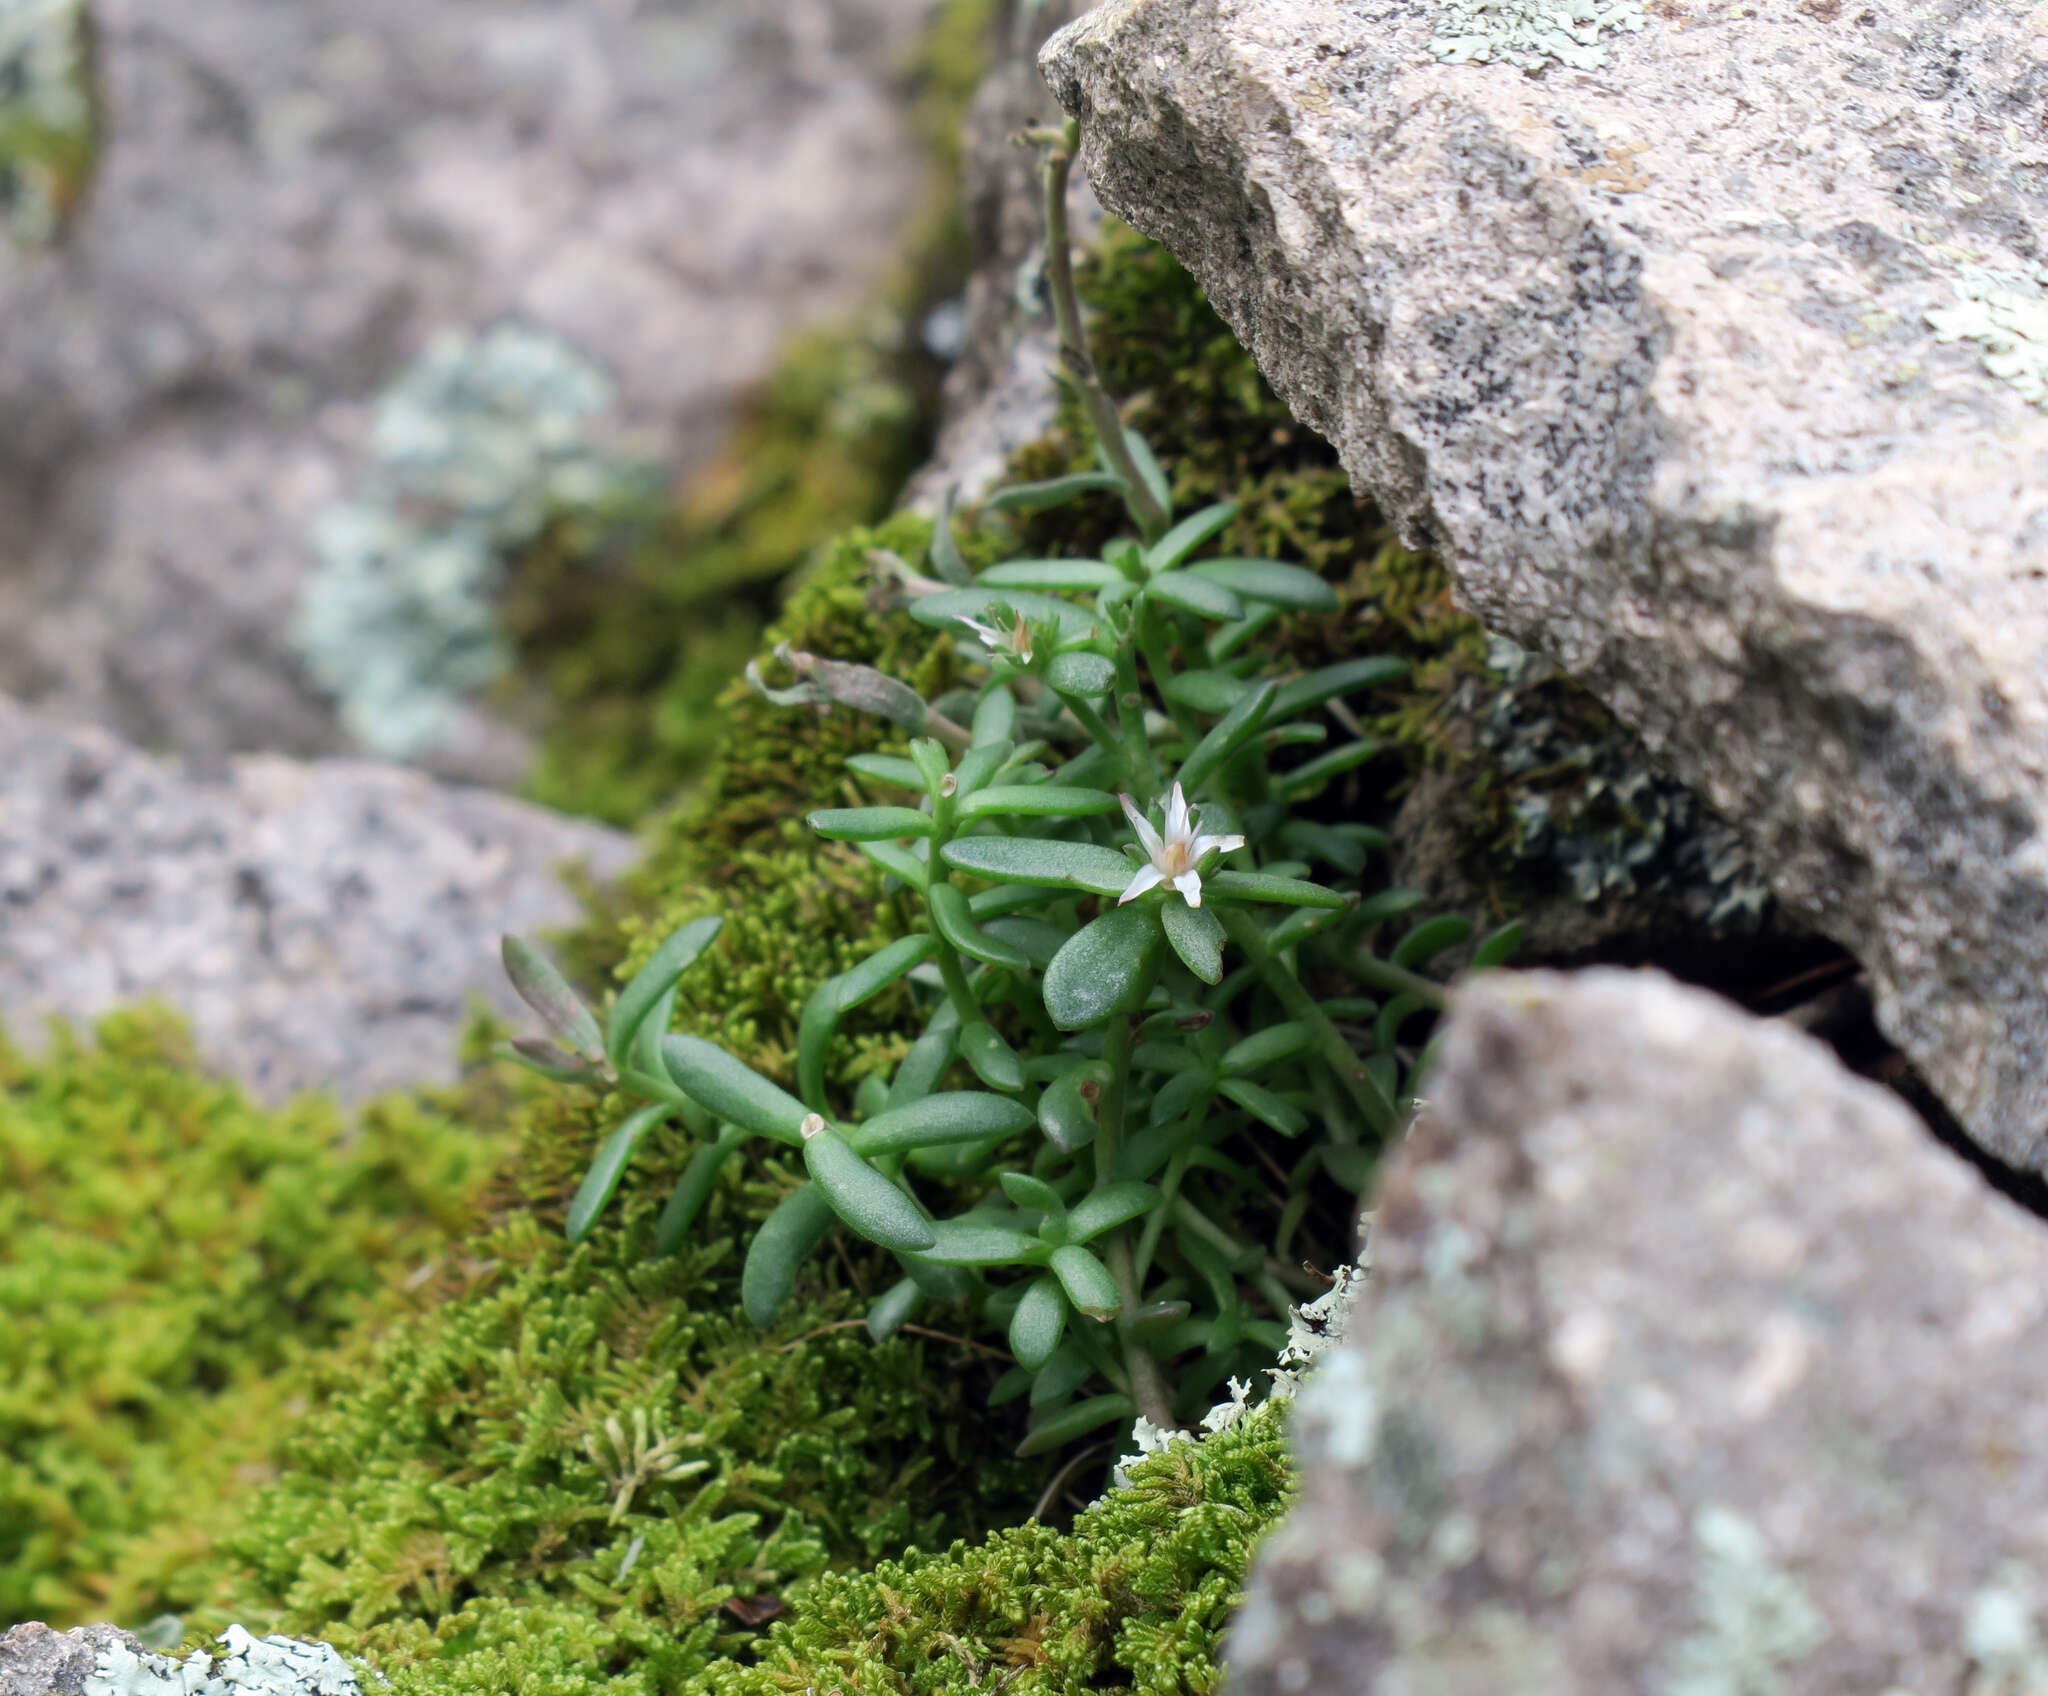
(1225, 968), (2048, 1694)
(0, 0), (934, 775)
(1040, 0), (2048, 1169)
(0, 693), (633, 1103)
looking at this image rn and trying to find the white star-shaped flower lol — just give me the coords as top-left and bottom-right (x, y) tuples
(1117, 782), (1244, 908)
(955, 608), (1034, 663)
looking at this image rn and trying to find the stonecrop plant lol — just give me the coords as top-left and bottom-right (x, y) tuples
(501, 119), (1513, 1455)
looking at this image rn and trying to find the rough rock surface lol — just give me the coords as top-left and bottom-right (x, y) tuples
(0, 0), (934, 775)
(0, 694), (633, 1103)
(903, 0), (1098, 513)
(0, 1623), (365, 1696)
(0, 1626), (133, 1696)
(1225, 968), (2048, 1694)
(1040, 0), (2048, 1170)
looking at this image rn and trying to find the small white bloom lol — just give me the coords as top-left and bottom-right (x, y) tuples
(1117, 782), (1244, 909)
(955, 607), (1034, 663)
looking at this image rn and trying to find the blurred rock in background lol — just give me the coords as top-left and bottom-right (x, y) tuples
(0, 0), (937, 781)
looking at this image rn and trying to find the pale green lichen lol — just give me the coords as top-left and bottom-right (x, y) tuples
(86, 1627), (370, 1696)
(1963, 1565), (2048, 1696)
(0, 0), (95, 244)
(297, 323), (650, 756)
(1665, 1506), (1828, 1696)
(1430, 0), (1647, 73)
(1926, 267), (2048, 408)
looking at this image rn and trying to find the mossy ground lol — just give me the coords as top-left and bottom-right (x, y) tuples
(7, 110), (1741, 1696)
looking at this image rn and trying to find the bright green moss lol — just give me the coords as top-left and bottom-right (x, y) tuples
(713, 1403), (1296, 1696)
(0, 1008), (502, 1629)
(108, 1209), (1035, 1694)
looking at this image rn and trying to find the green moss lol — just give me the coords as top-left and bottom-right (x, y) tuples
(108, 1196), (1034, 1694)
(0, 1008), (502, 1629)
(715, 1403), (1296, 1696)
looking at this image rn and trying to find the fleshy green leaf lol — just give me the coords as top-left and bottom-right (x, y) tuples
(1273, 739), (1380, 803)
(1393, 914), (1475, 967)
(1175, 679), (1277, 791)
(1203, 871), (1347, 909)
(978, 558), (1122, 591)
(887, 1025), (958, 1111)
(798, 935), (940, 1106)
(972, 685), (1016, 748)
(565, 1102), (674, 1244)
(998, 1170), (1068, 1229)
(1471, 921), (1525, 971)
(1144, 571), (1243, 623)
(1221, 1023), (1314, 1074)
(845, 753), (926, 790)
(1038, 1060), (1110, 1152)
(1049, 1244), (1122, 1318)
(1143, 501), (1239, 573)
(1218, 1077), (1308, 1136)
(1016, 1393), (1136, 1458)
(960, 785), (1118, 820)
(959, 1020), (1026, 1093)
(867, 1277), (923, 1342)
(654, 1125), (750, 1256)
(1116, 425), (1173, 527)
(661, 1034), (809, 1144)
(940, 836), (1133, 897)
(851, 1092), (1036, 1155)
(1161, 899), (1226, 984)
(982, 470), (1125, 512)
(803, 1127), (935, 1252)
(1066, 1182), (1162, 1243)
(926, 883), (1032, 972)
(1009, 1276), (1068, 1370)
(920, 1220), (1045, 1265)
(1042, 903), (1164, 1031)
(502, 936), (604, 1062)
(1163, 669), (1253, 714)
(808, 806), (934, 842)
(498, 1037), (602, 1085)
(1270, 656), (1408, 720)
(979, 916), (1069, 971)
(855, 839), (929, 892)
(1353, 886), (1431, 928)
(1045, 652), (1115, 697)
(605, 917), (723, 1071)
(1188, 558), (1340, 609)
(742, 1183), (836, 1326)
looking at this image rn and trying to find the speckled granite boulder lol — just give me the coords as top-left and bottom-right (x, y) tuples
(1040, 0), (2048, 1171)
(1225, 968), (2048, 1694)
(0, 693), (632, 1102)
(0, 0), (933, 775)
(0, 1623), (365, 1696)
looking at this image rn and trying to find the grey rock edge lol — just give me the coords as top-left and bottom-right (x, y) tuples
(1040, 0), (2048, 1171)
(0, 693), (633, 1104)
(0, 0), (934, 778)
(902, 0), (1098, 513)
(1226, 968), (2048, 1695)
(0, 1623), (365, 1696)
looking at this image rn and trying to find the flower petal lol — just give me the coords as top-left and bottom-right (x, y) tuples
(1164, 783), (1192, 846)
(1119, 792), (1165, 861)
(1172, 869), (1205, 907)
(1191, 831), (1246, 861)
(1119, 864), (1167, 905)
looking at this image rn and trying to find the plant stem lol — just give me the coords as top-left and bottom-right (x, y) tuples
(1108, 640), (1163, 796)
(1091, 1006), (1179, 1431)
(1137, 600), (1202, 746)
(1217, 904), (1398, 1138)
(1053, 688), (1130, 788)
(1040, 119), (1170, 541)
